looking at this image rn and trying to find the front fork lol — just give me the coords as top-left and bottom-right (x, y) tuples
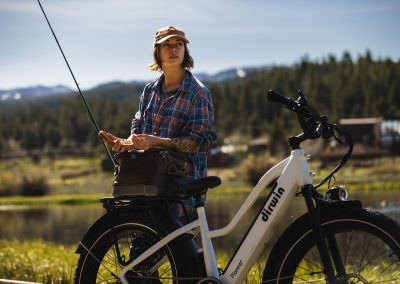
(301, 184), (348, 283)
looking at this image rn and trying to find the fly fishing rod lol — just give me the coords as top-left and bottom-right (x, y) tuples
(37, 0), (117, 167)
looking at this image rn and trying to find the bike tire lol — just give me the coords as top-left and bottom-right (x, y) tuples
(262, 206), (400, 283)
(74, 215), (199, 283)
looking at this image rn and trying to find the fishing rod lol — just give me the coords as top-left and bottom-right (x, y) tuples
(37, 0), (117, 167)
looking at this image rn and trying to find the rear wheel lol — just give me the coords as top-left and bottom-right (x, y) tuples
(75, 219), (199, 283)
(263, 207), (400, 283)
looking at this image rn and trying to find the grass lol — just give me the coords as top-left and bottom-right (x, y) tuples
(0, 239), (265, 283)
(0, 156), (114, 196)
(0, 156), (399, 282)
(1, 240), (393, 283)
(314, 158), (400, 192)
(0, 156), (400, 206)
(0, 240), (78, 284)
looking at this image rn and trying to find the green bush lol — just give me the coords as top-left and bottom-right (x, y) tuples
(20, 175), (51, 196)
(0, 171), (20, 196)
(238, 153), (277, 186)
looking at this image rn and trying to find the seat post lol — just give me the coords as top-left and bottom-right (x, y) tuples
(194, 194), (205, 208)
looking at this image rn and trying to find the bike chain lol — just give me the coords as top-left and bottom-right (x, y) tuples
(338, 273), (368, 283)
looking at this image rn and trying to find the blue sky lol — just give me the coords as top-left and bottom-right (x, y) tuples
(1, 0), (399, 90)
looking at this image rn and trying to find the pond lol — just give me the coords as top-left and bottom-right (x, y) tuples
(0, 190), (399, 253)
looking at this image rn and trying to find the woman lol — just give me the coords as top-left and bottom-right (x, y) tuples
(100, 26), (217, 220)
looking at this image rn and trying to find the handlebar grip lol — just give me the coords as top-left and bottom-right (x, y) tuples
(267, 90), (297, 110)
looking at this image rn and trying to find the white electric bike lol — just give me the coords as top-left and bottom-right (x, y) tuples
(74, 90), (400, 284)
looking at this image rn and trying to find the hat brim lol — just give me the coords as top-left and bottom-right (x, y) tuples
(155, 35), (189, 45)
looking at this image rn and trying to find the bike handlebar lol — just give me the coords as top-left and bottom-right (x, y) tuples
(267, 90), (298, 111)
(267, 89), (353, 188)
(267, 89), (329, 148)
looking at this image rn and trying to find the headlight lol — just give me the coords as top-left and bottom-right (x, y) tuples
(327, 185), (348, 201)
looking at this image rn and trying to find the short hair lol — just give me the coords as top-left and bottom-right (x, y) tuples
(148, 44), (194, 72)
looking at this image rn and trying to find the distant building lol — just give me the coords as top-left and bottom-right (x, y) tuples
(321, 117), (399, 164)
(339, 117), (383, 146)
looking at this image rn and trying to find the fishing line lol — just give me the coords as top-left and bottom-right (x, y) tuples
(37, 0), (116, 167)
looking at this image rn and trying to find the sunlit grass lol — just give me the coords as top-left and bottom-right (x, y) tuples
(0, 240), (267, 283)
(292, 259), (400, 283)
(1, 239), (399, 283)
(0, 240), (78, 284)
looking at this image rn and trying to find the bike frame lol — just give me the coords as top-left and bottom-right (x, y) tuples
(120, 148), (314, 284)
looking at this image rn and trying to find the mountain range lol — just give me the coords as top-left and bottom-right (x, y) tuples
(0, 65), (273, 102)
(0, 85), (74, 102)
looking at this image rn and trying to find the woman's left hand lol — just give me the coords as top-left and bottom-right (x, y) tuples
(132, 134), (169, 150)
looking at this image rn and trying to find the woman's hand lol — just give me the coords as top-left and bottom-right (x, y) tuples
(99, 130), (137, 152)
(99, 131), (170, 152)
(132, 134), (170, 151)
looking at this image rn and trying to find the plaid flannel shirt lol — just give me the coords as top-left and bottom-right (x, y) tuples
(131, 71), (217, 217)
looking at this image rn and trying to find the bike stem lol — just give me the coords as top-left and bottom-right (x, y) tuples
(301, 184), (337, 283)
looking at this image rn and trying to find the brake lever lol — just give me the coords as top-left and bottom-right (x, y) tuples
(296, 90), (308, 106)
(320, 116), (334, 140)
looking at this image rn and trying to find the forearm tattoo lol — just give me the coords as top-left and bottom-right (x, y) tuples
(169, 137), (200, 153)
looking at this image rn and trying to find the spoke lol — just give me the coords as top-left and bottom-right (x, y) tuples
(79, 241), (120, 280)
(261, 273), (325, 283)
(154, 256), (171, 276)
(293, 272), (309, 282)
(309, 247), (323, 269)
(293, 279), (326, 283)
(295, 261), (325, 282)
(344, 230), (354, 268)
(354, 231), (372, 274)
(370, 261), (400, 283)
(112, 243), (119, 274)
(357, 244), (391, 275)
(296, 264), (317, 274)
(371, 277), (400, 283)
(103, 251), (123, 270)
(96, 277), (121, 284)
(96, 272), (117, 284)
(302, 248), (324, 272)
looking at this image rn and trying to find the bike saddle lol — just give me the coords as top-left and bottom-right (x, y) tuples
(172, 176), (221, 197)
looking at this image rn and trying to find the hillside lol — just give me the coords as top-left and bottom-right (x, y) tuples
(0, 85), (73, 102)
(0, 52), (399, 157)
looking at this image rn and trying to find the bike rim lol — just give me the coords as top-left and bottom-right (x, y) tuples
(283, 221), (400, 283)
(80, 224), (178, 283)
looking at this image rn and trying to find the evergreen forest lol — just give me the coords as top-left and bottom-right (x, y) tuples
(1, 51), (399, 157)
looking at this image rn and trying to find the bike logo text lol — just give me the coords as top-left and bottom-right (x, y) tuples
(230, 259), (243, 279)
(261, 187), (285, 222)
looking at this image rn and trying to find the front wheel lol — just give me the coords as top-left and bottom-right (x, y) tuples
(74, 216), (199, 283)
(263, 206), (400, 283)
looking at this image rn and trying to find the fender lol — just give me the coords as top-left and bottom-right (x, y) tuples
(274, 199), (362, 245)
(321, 199), (362, 210)
(75, 207), (151, 254)
(280, 199), (362, 238)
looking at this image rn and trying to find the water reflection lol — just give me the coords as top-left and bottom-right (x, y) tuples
(0, 204), (105, 245)
(0, 191), (399, 252)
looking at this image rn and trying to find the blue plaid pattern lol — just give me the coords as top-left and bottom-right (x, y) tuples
(131, 71), (217, 217)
